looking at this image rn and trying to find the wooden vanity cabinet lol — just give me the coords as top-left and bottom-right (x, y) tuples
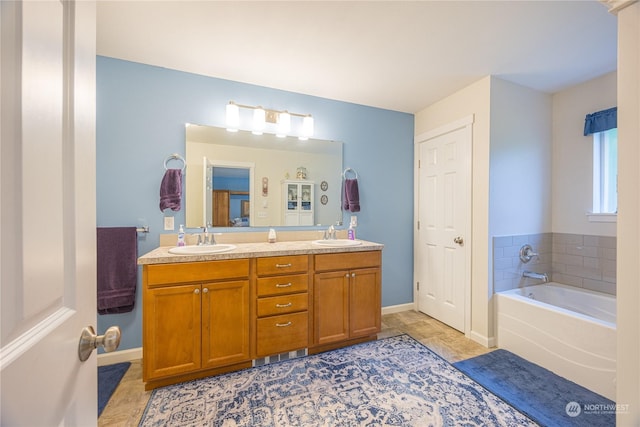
(142, 259), (250, 389)
(255, 255), (311, 357)
(312, 251), (381, 350)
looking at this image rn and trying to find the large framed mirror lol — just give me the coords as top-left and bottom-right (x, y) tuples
(185, 124), (343, 228)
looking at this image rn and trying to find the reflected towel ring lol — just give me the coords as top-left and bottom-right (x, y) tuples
(164, 153), (185, 171)
(342, 167), (358, 179)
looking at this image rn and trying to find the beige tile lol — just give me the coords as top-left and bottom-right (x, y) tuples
(98, 311), (490, 425)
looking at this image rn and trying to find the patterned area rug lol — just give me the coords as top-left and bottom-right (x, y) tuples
(139, 335), (536, 426)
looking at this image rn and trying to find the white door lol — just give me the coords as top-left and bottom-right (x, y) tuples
(1, 1), (99, 425)
(415, 120), (472, 333)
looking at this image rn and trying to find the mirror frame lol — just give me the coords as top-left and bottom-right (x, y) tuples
(185, 124), (344, 229)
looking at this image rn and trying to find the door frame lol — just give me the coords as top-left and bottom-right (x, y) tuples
(413, 115), (473, 336)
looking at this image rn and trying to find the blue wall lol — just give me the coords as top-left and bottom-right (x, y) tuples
(96, 56), (415, 351)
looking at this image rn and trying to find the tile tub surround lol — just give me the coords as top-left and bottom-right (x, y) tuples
(493, 233), (552, 293)
(493, 233), (616, 295)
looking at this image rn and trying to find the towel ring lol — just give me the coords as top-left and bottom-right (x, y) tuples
(164, 153), (185, 171)
(342, 167), (358, 179)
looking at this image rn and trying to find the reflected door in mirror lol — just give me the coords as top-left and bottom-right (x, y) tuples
(213, 190), (230, 226)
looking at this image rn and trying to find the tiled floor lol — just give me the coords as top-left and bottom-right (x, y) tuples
(98, 310), (492, 426)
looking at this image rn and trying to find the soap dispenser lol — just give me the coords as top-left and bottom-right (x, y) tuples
(177, 225), (186, 246)
(268, 228), (277, 243)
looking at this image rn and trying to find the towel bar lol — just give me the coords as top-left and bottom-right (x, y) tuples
(136, 226), (149, 233)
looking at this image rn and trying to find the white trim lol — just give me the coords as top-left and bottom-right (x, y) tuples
(382, 303), (415, 315)
(587, 212), (617, 223)
(0, 307), (75, 370)
(414, 115), (474, 337)
(97, 347), (142, 366)
(468, 330), (495, 348)
(414, 114), (475, 145)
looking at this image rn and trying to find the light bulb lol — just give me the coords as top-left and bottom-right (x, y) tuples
(300, 115), (314, 140)
(252, 107), (265, 135)
(276, 111), (291, 138)
(226, 102), (239, 132)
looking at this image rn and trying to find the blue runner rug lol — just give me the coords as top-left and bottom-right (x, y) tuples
(98, 362), (130, 417)
(454, 349), (615, 427)
(139, 335), (537, 426)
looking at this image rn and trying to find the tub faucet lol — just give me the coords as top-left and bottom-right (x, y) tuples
(522, 270), (548, 283)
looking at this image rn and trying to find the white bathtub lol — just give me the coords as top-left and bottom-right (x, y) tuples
(496, 283), (616, 400)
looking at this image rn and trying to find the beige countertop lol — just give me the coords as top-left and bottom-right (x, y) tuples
(138, 239), (384, 265)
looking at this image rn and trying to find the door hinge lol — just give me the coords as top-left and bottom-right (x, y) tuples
(416, 281), (420, 291)
(418, 159), (421, 168)
(417, 221), (420, 230)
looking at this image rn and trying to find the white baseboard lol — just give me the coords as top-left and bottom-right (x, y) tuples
(97, 347), (142, 366)
(382, 303), (415, 315)
(468, 330), (496, 348)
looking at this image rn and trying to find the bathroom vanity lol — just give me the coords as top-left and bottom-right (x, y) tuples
(138, 239), (383, 390)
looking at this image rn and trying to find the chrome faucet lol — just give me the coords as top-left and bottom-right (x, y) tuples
(522, 270), (549, 283)
(324, 225), (336, 240)
(197, 226), (216, 245)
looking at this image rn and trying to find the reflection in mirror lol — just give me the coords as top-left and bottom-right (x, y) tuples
(185, 124), (343, 228)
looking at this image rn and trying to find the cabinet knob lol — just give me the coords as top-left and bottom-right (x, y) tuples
(345, 274), (349, 278)
(202, 288), (208, 294)
(194, 289), (200, 295)
(352, 273), (356, 278)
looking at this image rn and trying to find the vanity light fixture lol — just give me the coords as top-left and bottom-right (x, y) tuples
(225, 101), (313, 140)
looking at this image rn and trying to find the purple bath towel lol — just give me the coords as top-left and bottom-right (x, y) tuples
(343, 178), (360, 212)
(97, 227), (137, 314)
(159, 169), (182, 212)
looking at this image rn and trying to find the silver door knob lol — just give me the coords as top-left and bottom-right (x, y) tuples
(453, 236), (464, 246)
(78, 325), (121, 362)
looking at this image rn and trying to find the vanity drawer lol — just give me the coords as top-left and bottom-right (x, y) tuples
(314, 251), (381, 272)
(256, 255), (309, 276)
(257, 293), (308, 317)
(145, 259), (250, 287)
(256, 312), (309, 356)
(256, 274), (308, 297)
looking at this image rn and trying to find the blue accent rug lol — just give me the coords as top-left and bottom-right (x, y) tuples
(139, 335), (536, 426)
(454, 349), (615, 427)
(98, 362), (130, 417)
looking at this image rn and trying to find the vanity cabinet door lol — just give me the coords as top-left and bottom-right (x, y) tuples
(313, 270), (350, 345)
(349, 267), (381, 338)
(201, 280), (250, 369)
(143, 284), (202, 381)
(313, 251), (382, 347)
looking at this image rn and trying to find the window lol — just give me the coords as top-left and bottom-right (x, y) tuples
(592, 127), (617, 215)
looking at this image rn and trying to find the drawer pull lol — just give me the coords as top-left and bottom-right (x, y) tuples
(276, 321), (292, 327)
(275, 302), (293, 308)
(275, 282), (292, 288)
(275, 263), (293, 268)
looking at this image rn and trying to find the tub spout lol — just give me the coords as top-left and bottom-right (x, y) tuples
(523, 270), (549, 283)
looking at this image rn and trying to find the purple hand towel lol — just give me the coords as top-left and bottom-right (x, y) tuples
(97, 227), (137, 314)
(159, 169), (182, 212)
(343, 178), (361, 212)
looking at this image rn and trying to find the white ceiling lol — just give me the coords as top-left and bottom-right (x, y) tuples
(96, 1), (617, 114)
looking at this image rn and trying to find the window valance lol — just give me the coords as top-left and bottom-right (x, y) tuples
(584, 107), (617, 136)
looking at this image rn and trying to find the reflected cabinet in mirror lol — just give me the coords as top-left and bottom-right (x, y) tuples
(185, 124), (343, 228)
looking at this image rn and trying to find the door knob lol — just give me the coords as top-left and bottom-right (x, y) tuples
(453, 236), (464, 246)
(78, 325), (121, 362)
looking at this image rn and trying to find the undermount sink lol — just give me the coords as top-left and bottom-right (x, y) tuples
(168, 244), (237, 255)
(311, 239), (363, 247)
